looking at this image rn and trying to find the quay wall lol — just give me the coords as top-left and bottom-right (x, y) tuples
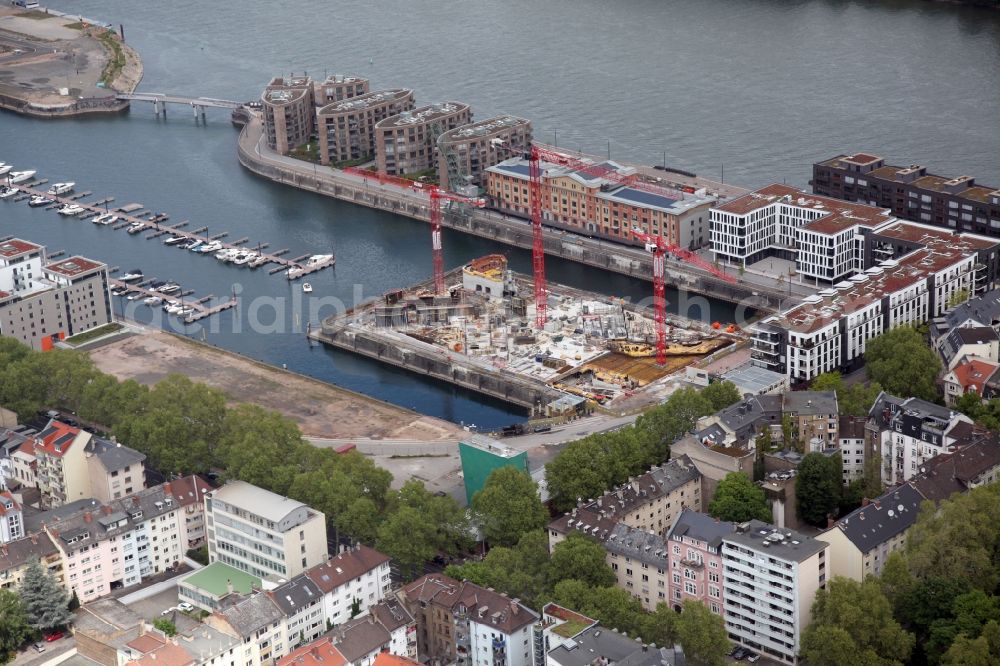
(236, 119), (786, 314)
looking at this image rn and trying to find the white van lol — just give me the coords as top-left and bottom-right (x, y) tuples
(12, 0), (41, 9)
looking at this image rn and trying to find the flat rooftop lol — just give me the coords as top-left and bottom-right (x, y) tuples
(714, 184), (894, 234)
(44, 256), (104, 278)
(725, 520), (827, 562)
(818, 153), (884, 168)
(0, 238), (43, 259)
(721, 363), (786, 394)
(875, 220), (998, 251)
(375, 102), (468, 129)
(318, 89), (411, 114)
(438, 115), (530, 142)
(181, 561), (260, 597)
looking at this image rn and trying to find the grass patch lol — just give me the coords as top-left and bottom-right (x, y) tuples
(289, 141), (321, 164)
(17, 11), (56, 20)
(402, 167), (438, 185)
(64, 22), (85, 30)
(64, 322), (124, 346)
(332, 156), (373, 169)
(96, 29), (125, 86)
(388, 453), (452, 459)
(552, 618), (591, 638)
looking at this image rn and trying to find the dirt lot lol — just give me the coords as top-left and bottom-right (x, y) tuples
(89, 329), (463, 442)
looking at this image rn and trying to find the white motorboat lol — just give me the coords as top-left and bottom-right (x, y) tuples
(126, 291), (144, 301)
(8, 170), (36, 184)
(215, 248), (237, 262)
(232, 252), (253, 266)
(119, 270), (143, 282)
(161, 299), (179, 312)
(163, 235), (187, 246)
(184, 239), (203, 251)
(286, 254), (334, 280)
(127, 222), (146, 234)
(46, 182), (75, 196)
(0, 163), (11, 176)
(0, 186), (17, 200)
(28, 195), (52, 207)
(176, 306), (194, 317)
(143, 295), (163, 306)
(199, 240), (222, 254)
(110, 286), (130, 297)
(92, 213), (118, 225)
(248, 254), (270, 268)
(57, 204), (85, 216)
(302, 283), (313, 293)
(157, 283), (180, 294)
(165, 302), (184, 314)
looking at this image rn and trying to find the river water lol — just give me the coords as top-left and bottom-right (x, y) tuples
(2, 0), (998, 428)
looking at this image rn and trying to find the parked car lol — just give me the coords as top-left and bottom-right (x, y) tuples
(745, 653), (760, 663)
(160, 607), (177, 616)
(44, 630), (64, 642)
(32, 643), (45, 653)
(729, 646), (748, 660)
(177, 602), (194, 612)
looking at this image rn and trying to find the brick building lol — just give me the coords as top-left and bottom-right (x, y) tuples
(374, 102), (472, 176)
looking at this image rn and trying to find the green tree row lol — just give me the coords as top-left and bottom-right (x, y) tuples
(0, 338), (470, 580)
(545, 383), (741, 512)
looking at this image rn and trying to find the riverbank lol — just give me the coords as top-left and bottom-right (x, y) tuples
(0, 7), (140, 118)
(87, 327), (464, 442)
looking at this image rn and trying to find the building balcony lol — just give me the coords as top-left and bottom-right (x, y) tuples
(681, 558), (704, 569)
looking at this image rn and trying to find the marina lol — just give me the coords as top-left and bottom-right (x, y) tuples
(2, 174), (335, 281)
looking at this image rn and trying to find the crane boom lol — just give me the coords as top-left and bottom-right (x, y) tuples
(419, 186), (485, 294)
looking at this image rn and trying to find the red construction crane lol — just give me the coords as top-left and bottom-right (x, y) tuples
(630, 228), (736, 366)
(527, 146), (548, 328)
(417, 185), (486, 294)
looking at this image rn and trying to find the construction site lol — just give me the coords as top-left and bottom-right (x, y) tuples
(311, 255), (743, 416)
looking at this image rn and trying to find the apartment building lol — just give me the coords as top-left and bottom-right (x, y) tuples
(1, 426), (36, 489)
(170, 474), (213, 548)
(262, 76), (315, 155)
(304, 544), (392, 627)
(370, 598), (418, 660)
(709, 184), (895, 279)
(0, 490), (24, 543)
(205, 480), (328, 580)
(486, 157), (716, 249)
(314, 75), (370, 105)
(783, 391), (839, 450)
(548, 456), (702, 548)
(39, 482), (193, 603)
(0, 531), (62, 592)
(603, 523), (669, 611)
(178, 560), (262, 611)
(821, 483), (923, 582)
(206, 592), (287, 666)
(811, 153), (1000, 237)
(0, 239), (113, 351)
(399, 574), (538, 666)
(908, 429), (1000, 501)
(750, 220), (997, 383)
(665, 508), (735, 616)
(942, 358), (1000, 407)
(838, 416), (868, 483)
(271, 573), (327, 648)
(436, 115), (532, 192)
(278, 610), (417, 666)
(317, 89), (415, 166)
(867, 392), (975, 485)
(26, 420), (146, 509)
(374, 102), (472, 176)
(936, 326), (1000, 370)
(722, 521), (829, 665)
(544, 611), (685, 666)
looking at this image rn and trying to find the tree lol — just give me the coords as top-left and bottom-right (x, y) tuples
(708, 472), (770, 522)
(780, 413), (798, 451)
(865, 327), (941, 402)
(926, 591), (1000, 663)
(0, 589), (31, 665)
(472, 467), (548, 547)
(338, 498), (382, 545)
(877, 552), (914, 611)
(801, 577), (914, 666)
(895, 577), (973, 662)
(809, 372), (883, 417)
(20, 560), (72, 632)
(942, 620), (1000, 666)
(674, 600), (730, 666)
(796, 452), (842, 527)
(152, 618), (177, 636)
(753, 430), (771, 482)
(906, 483), (1000, 593)
(67, 590), (79, 612)
(376, 505), (438, 580)
(701, 381), (741, 412)
(446, 530), (550, 606)
(186, 546), (209, 566)
(551, 580), (652, 642)
(548, 533), (616, 589)
(947, 289), (971, 309)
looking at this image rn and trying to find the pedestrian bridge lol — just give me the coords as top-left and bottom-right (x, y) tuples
(115, 92), (244, 115)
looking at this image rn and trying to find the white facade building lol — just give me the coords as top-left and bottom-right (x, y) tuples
(722, 521), (830, 665)
(0, 491), (24, 543)
(304, 544), (392, 628)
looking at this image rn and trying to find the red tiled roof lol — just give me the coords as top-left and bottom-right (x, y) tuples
(276, 637), (346, 666)
(372, 653), (420, 666)
(950, 359), (1000, 396)
(34, 421), (81, 457)
(0, 491), (20, 516)
(125, 641), (195, 666)
(125, 634), (166, 654)
(167, 475), (212, 508)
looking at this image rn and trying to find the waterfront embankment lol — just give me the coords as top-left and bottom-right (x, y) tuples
(236, 115), (804, 314)
(88, 327), (464, 442)
(0, 6), (140, 118)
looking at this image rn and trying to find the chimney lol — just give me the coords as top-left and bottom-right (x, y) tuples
(163, 482), (173, 496)
(84, 511), (93, 524)
(30, 533), (38, 544)
(132, 496), (140, 506)
(826, 516), (835, 529)
(226, 579), (234, 595)
(861, 497), (870, 507)
(102, 505), (112, 515)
